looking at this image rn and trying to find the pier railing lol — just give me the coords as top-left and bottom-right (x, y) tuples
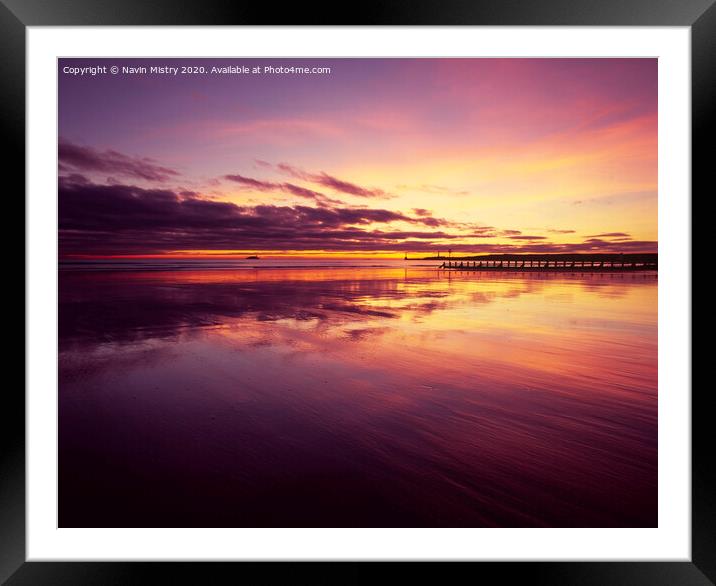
(438, 257), (657, 271)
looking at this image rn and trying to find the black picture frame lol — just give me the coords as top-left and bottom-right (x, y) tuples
(5, 1), (707, 583)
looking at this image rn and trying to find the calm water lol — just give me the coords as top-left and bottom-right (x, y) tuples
(59, 262), (657, 527)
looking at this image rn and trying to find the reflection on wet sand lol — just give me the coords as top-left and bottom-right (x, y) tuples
(59, 268), (657, 527)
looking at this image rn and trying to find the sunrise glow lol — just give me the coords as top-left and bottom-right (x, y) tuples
(59, 58), (657, 258)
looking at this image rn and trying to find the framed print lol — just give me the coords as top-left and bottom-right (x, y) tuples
(6, 0), (708, 583)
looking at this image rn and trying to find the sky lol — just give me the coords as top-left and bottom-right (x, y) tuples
(58, 58), (657, 258)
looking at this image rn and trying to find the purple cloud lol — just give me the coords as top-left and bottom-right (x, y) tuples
(59, 139), (180, 182)
(59, 176), (460, 255)
(585, 232), (631, 238)
(224, 173), (343, 206)
(273, 162), (389, 198)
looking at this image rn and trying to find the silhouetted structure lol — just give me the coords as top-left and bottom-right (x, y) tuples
(435, 253), (657, 272)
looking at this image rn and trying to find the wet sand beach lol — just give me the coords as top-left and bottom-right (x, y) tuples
(59, 264), (657, 527)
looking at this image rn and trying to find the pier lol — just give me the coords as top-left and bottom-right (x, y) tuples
(436, 253), (657, 272)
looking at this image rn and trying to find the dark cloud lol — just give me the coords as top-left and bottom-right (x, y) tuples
(59, 139), (180, 182)
(547, 229), (576, 234)
(282, 183), (326, 200)
(585, 232), (631, 238)
(312, 172), (388, 198)
(508, 235), (547, 240)
(271, 162), (389, 198)
(224, 173), (343, 206)
(59, 176), (458, 255)
(582, 238), (638, 247)
(224, 174), (275, 191)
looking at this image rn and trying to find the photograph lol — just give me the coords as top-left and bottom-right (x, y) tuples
(57, 57), (658, 529)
